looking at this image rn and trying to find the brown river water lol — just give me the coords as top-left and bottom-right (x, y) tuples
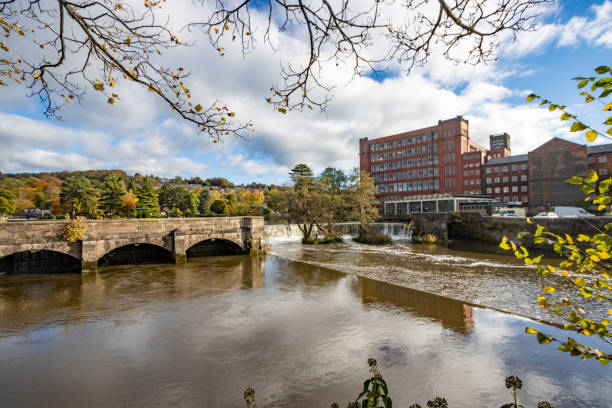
(0, 240), (610, 407)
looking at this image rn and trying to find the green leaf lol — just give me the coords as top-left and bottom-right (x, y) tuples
(560, 112), (572, 121)
(604, 116), (612, 125)
(586, 130), (598, 142)
(578, 79), (589, 89)
(549, 104), (558, 111)
(567, 176), (583, 185)
(526, 93), (537, 102)
(595, 65), (610, 74)
(570, 121), (588, 132)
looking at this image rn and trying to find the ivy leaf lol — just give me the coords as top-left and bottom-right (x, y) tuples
(595, 65), (610, 74)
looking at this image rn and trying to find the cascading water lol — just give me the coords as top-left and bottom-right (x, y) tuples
(264, 222), (413, 242)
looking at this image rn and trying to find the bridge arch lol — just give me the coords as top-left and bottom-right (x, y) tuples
(186, 238), (245, 258)
(97, 243), (174, 267)
(0, 249), (81, 274)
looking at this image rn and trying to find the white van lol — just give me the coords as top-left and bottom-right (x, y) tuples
(553, 206), (595, 218)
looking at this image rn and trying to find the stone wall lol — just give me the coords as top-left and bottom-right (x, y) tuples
(448, 212), (611, 247)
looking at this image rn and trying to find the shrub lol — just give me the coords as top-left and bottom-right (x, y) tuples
(353, 230), (392, 245)
(60, 219), (87, 242)
(55, 214), (66, 220)
(413, 234), (437, 244)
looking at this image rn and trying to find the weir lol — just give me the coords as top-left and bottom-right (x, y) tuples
(0, 217), (265, 274)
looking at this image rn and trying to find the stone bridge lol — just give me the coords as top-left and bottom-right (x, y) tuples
(0, 217), (264, 273)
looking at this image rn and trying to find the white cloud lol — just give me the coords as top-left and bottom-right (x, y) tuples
(0, 0), (608, 182)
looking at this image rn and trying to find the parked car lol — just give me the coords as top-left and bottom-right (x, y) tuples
(553, 206), (595, 217)
(533, 212), (559, 218)
(492, 209), (524, 217)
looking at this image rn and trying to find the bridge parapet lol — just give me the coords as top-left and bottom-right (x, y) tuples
(0, 217), (265, 273)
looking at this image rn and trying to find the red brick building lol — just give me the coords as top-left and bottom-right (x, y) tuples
(359, 116), (487, 201)
(361, 118), (612, 212)
(482, 155), (529, 204)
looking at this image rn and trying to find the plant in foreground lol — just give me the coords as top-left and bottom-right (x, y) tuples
(243, 362), (553, 407)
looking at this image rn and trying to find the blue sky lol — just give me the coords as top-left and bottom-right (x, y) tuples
(0, 0), (611, 185)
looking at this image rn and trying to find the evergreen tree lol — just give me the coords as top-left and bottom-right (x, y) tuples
(136, 178), (160, 218)
(99, 174), (126, 216)
(289, 164), (314, 183)
(59, 176), (99, 218)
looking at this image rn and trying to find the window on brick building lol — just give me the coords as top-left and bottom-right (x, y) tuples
(512, 164), (517, 171)
(511, 176), (517, 182)
(486, 187), (492, 194)
(521, 186), (528, 192)
(503, 176), (509, 183)
(494, 187), (500, 193)
(486, 177), (492, 184)
(503, 197), (509, 202)
(522, 196), (528, 202)
(512, 196), (519, 202)
(599, 156), (608, 163)
(512, 186), (518, 192)
(503, 186), (509, 193)
(494, 177), (500, 183)
(520, 164), (527, 170)
(486, 167), (492, 174)
(502, 166), (508, 172)
(494, 167), (500, 173)
(599, 168), (608, 176)
(521, 175), (527, 181)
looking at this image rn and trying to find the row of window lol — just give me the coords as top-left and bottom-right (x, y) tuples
(486, 175), (528, 184)
(463, 169), (481, 177)
(370, 156), (439, 172)
(486, 186), (528, 193)
(462, 161), (481, 168)
(374, 168), (441, 182)
(496, 196), (529, 203)
(463, 179), (481, 185)
(370, 132), (438, 151)
(377, 180), (440, 193)
(370, 144), (438, 161)
(484, 163), (528, 174)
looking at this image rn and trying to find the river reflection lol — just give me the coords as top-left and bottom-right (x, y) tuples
(0, 255), (609, 407)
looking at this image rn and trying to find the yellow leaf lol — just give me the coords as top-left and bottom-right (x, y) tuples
(228, 112), (235, 117)
(107, 97), (115, 105)
(542, 286), (556, 293)
(499, 236), (511, 250)
(194, 104), (202, 112)
(525, 327), (538, 334)
(214, 28), (219, 34)
(586, 130), (598, 142)
(277, 108), (287, 114)
(604, 102), (612, 111)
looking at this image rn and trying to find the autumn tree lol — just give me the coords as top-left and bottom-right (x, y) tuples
(99, 174), (126, 215)
(348, 170), (380, 234)
(120, 189), (137, 216)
